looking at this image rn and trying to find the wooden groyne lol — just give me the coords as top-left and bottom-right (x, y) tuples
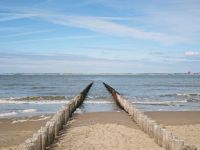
(103, 82), (197, 150)
(19, 82), (93, 150)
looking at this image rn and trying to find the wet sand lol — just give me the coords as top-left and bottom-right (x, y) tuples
(0, 115), (51, 150)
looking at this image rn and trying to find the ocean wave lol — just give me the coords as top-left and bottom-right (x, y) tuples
(21, 109), (37, 113)
(18, 96), (67, 101)
(160, 93), (200, 97)
(132, 100), (187, 106)
(11, 115), (51, 123)
(87, 96), (111, 99)
(187, 99), (200, 102)
(84, 100), (114, 104)
(31, 87), (57, 90)
(0, 112), (17, 117)
(0, 99), (69, 104)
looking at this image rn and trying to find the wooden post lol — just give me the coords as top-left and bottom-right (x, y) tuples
(33, 132), (41, 150)
(127, 101), (134, 116)
(31, 136), (38, 150)
(68, 101), (74, 116)
(55, 117), (60, 137)
(19, 143), (28, 150)
(19, 82), (93, 149)
(161, 128), (167, 149)
(181, 145), (197, 150)
(140, 114), (145, 130)
(25, 138), (34, 150)
(45, 121), (51, 146)
(171, 139), (184, 150)
(157, 125), (163, 146)
(133, 108), (139, 123)
(153, 124), (160, 144)
(102, 82), (195, 150)
(166, 131), (173, 150)
(143, 115), (148, 133)
(64, 107), (69, 124)
(58, 110), (64, 129)
(169, 134), (178, 150)
(48, 121), (55, 144)
(148, 119), (156, 138)
(39, 127), (47, 150)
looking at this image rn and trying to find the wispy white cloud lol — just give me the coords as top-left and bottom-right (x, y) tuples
(185, 51), (200, 57)
(0, 27), (23, 32)
(0, 10), (187, 44)
(0, 35), (97, 44)
(0, 30), (53, 38)
(0, 12), (37, 21)
(83, 0), (135, 10)
(39, 14), (187, 44)
(1, 51), (200, 73)
(86, 0), (200, 43)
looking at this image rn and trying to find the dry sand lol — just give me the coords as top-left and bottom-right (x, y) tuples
(1, 111), (200, 150)
(145, 111), (200, 149)
(51, 112), (164, 150)
(0, 115), (51, 150)
(145, 111), (200, 125)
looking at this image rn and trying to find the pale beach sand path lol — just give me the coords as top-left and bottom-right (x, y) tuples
(50, 112), (164, 150)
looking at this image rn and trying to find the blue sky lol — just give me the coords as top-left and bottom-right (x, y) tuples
(0, 0), (200, 73)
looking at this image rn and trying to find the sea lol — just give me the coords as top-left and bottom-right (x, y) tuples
(0, 74), (200, 118)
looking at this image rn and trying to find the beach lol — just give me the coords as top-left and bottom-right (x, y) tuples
(145, 111), (200, 149)
(0, 75), (200, 149)
(49, 111), (200, 150)
(50, 111), (164, 150)
(0, 111), (200, 149)
(0, 115), (51, 150)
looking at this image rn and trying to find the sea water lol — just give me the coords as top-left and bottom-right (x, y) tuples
(0, 74), (200, 117)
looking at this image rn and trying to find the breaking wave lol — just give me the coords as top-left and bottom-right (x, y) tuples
(0, 96), (70, 104)
(0, 99), (69, 104)
(21, 109), (37, 113)
(160, 93), (200, 97)
(132, 100), (187, 106)
(84, 100), (114, 104)
(0, 112), (17, 117)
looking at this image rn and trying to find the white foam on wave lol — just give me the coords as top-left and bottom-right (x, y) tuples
(0, 112), (17, 117)
(74, 108), (83, 114)
(21, 109), (37, 113)
(12, 116), (50, 123)
(0, 99), (69, 104)
(133, 100), (187, 105)
(161, 93), (200, 97)
(12, 119), (28, 124)
(84, 100), (113, 104)
(30, 116), (50, 121)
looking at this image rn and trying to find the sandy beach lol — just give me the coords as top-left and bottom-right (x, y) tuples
(145, 111), (200, 125)
(145, 111), (200, 149)
(50, 111), (200, 150)
(1, 111), (200, 149)
(0, 115), (51, 150)
(50, 111), (164, 150)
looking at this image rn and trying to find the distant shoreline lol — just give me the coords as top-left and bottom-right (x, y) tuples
(1, 73), (200, 75)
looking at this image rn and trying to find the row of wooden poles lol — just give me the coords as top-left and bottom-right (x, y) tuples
(103, 82), (197, 150)
(19, 82), (93, 150)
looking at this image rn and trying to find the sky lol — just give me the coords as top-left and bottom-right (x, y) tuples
(0, 0), (200, 73)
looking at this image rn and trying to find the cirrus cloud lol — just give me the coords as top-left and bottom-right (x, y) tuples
(185, 51), (200, 57)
